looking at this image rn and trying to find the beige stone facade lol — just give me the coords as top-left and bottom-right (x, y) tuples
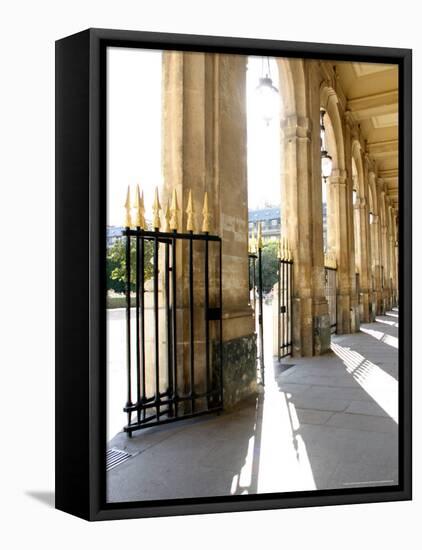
(161, 52), (399, 369)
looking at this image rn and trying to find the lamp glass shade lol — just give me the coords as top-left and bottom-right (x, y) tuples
(256, 76), (279, 124)
(321, 153), (333, 179)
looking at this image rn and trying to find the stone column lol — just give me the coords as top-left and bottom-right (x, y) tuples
(162, 51), (256, 407)
(379, 182), (390, 312)
(328, 170), (355, 333)
(363, 157), (376, 320)
(368, 171), (383, 315)
(282, 114), (315, 356)
(281, 97), (331, 356)
(354, 195), (371, 322)
(389, 206), (398, 306)
(343, 121), (359, 332)
(370, 213), (383, 315)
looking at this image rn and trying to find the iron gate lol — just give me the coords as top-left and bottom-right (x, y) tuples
(277, 257), (293, 359)
(325, 267), (337, 333)
(122, 226), (223, 436)
(249, 251), (264, 385)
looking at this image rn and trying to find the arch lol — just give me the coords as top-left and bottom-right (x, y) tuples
(276, 58), (307, 119)
(320, 83), (345, 173)
(351, 140), (365, 199)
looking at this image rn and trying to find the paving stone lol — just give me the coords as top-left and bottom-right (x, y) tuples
(107, 311), (399, 502)
(326, 412), (398, 434)
(327, 460), (398, 488)
(345, 400), (390, 418)
(277, 383), (312, 395)
(291, 395), (350, 412)
(295, 409), (333, 425)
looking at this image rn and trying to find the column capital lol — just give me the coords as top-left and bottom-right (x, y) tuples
(329, 169), (347, 186)
(282, 115), (312, 140)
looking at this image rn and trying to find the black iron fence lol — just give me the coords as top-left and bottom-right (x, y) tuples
(277, 257), (293, 359)
(249, 251), (264, 385)
(122, 227), (223, 436)
(325, 266), (337, 333)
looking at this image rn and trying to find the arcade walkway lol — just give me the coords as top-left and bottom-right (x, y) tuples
(107, 309), (398, 502)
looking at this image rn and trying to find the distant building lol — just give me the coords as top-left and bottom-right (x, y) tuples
(107, 226), (124, 247)
(248, 207), (281, 242)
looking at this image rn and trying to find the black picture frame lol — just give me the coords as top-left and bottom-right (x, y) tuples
(55, 27), (412, 521)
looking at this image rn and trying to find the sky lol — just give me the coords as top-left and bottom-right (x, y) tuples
(107, 47), (282, 227)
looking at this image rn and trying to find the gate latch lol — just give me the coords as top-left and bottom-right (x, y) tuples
(280, 305), (286, 313)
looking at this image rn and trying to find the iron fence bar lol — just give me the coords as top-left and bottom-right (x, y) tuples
(253, 257), (256, 311)
(121, 228), (222, 436)
(189, 232), (195, 413)
(171, 232), (178, 418)
(289, 260), (293, 355)
(123, 406), (223, 434)
(219, 240), (223, 407)
(258, 246), (265, 386)
(126, 228), (220, 242)
(125, 229), (133, 433)
(325, 266), (337, 332)
(124, 389), (171, 411)
(140, 235), (146, 421)
(153, 230), (160, 420)
(165, 241), (174, 417)
(277, 260), (281, 362)
(135, 230), (141, 424)
(277, 259), (294, 359)
(248, 253), (257, 311)
(286, 260), (289, 353)
(204, 236), (210, 408)
(283, 260), (286, 353)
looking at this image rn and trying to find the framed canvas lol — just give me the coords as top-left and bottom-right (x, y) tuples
(55, 28), (412, 521)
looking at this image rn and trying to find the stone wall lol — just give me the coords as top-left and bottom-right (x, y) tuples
(213, 334), (258, 409)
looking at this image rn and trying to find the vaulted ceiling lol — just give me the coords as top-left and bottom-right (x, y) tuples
(336, 62), (399, 210)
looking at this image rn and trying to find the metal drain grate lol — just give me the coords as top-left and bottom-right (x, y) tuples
(106, 448), (134, 471)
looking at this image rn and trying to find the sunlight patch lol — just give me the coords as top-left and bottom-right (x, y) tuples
(331, 342), (398, 423)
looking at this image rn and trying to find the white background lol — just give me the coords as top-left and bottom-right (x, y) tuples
(0, 1), (419, 548)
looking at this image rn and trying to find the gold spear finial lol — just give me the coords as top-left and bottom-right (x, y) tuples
(257, 222), (263, 250)
(152, 187), (161, 230)
(285, 237), (291, 261)
(249, 225), (255, 254)
(186, 189), (194, 232)
(134, 185), (146, 229)
(163, 198), (171, 232)
(202, 191), (210, 233)
(124, 185), (132, 228)
(169, 188), (179, 231)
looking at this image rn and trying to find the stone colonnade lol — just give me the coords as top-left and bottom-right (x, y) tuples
(160, 52), (398, 405)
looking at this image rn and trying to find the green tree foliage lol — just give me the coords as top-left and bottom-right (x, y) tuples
(106, 237), (154, 293)
(261, 241), (279, 293)
(249, 241), (280, 294)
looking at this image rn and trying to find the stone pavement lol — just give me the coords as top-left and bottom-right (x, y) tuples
(107, 308), (398, 503)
